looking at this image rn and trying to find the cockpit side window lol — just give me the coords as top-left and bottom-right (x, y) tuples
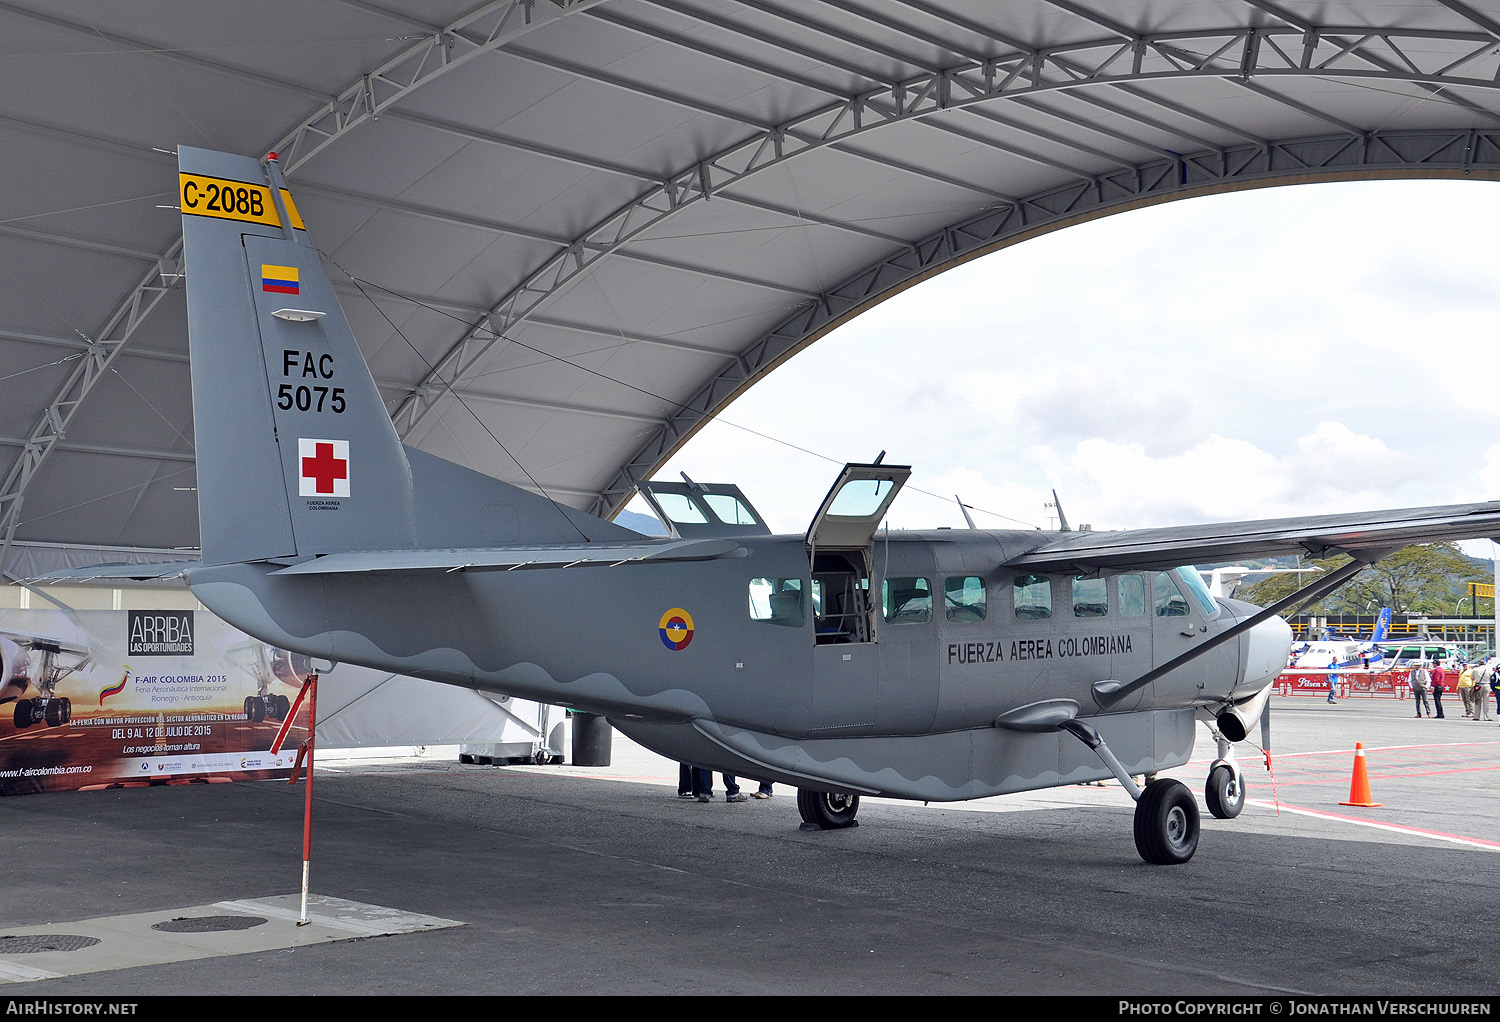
(1014, 574), (1052, 620)
(1154, 572), (1190, 617)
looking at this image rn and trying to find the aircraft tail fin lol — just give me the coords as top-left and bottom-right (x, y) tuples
(179, 146), (418, 565)
(1371, 607), (1392, 641)
(179, 147), (639, 565)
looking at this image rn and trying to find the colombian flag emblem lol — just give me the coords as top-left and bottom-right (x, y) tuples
(261, 263), (299, 295)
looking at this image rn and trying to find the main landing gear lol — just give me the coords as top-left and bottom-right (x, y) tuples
(12, 695), (71, 729)
(1060, 719), (1202, 864)
(796, 788), (860, 830)
(242, 693), (291, 723)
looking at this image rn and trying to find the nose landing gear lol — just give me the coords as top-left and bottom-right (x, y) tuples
(1205, 762), (1246, 819)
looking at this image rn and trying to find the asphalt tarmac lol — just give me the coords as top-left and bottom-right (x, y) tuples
(1, 692), (1498, 997)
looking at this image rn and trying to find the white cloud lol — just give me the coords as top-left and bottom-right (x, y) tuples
(659, 179), (1500, 540)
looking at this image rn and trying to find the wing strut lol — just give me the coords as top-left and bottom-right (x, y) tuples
(1092, 550), (1394, 709)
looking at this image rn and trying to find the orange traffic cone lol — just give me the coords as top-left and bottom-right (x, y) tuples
(1339, 742), (1382, 808)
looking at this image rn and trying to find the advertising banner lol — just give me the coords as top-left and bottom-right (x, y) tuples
(1277, 669), (1410, 696)
(1, 607), (309, 795)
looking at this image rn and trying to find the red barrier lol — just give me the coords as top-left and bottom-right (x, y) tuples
(1276, 669), (1411, 698)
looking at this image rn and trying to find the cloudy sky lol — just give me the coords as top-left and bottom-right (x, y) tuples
(637, 177), (1500, 555)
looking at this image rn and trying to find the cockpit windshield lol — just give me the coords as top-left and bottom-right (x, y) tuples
(1175, 566), (1220, 617)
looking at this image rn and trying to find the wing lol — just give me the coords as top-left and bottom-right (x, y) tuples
(264, 537), (742, 576)
(1008, 501), (1500, 572)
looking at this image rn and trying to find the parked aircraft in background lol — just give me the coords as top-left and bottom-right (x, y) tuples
(1289, 608), (1394, 669)
(225, 642), (313, 722)
(45, 148), (1500, 865)
(1200, 564), (1322, 599)
(0, 630), (91, 728)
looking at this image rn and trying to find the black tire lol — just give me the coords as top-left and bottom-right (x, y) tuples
(275, 694), (290, 719)
(1133, 778), (1200, 865)
(59, 698), (71, 724)
(13, 698), (33, 729)
(1204, 764), (1245, 820)
(796, 788), (860, 829)
(44, 699), (62, 727)
(243, 696), (256, 721)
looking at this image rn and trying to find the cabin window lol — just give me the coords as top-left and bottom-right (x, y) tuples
(652, 492), (707, 524)
(882, 577), (932, 625)
(705, 493), (758, 526)
(1013, 574), (1052, 620)
(748, 577), (805, 627)
(1118, 574), (1147, 617)
(1072, 575), (1108, 618)
(944, 576), (986, 623)
(1154, 572), (1190, 617)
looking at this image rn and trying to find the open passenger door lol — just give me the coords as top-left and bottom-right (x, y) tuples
(805, 463), (911, 645)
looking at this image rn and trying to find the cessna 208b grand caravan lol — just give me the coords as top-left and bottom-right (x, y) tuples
(54, 147), (1500, 864)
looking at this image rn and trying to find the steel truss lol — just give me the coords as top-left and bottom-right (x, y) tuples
(389, 17), (1500, 456)
(0, 0), (601, 571)
(11, 5), (1500, 557)
(587, 126), (1500, 516)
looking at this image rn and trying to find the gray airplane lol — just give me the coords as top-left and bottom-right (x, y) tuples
(69, 147), (1500, 864)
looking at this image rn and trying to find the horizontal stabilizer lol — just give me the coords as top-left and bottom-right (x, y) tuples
(33, 561), (199, 584)
(1010, 502), (1500, 571)
(265, 537), (742, 576)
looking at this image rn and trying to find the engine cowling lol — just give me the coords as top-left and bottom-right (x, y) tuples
(0, 636), (26, 689)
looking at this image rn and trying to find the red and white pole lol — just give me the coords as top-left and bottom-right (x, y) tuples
(270, 672), (319, 926)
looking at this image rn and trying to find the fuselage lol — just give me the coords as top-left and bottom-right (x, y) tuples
(187, 528), (1291, 751)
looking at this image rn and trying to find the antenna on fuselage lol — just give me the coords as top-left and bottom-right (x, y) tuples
(1048, 489), (1073, 532)
(955, 495), (978, 530)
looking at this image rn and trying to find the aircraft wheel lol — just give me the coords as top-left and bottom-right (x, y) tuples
(13, 698), (33, 729)
(44, 700), (62, 728)
(1133, 778), (1199, 865)
(275, 694), (290, 718)
(1204, 764), (1245, 820)
(60, 698), (71, 724)
(796, 788), (860, 829)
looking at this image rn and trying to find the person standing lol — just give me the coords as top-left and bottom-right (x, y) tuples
(1432, 659), (1449, 719)
(1458, 663), (1476, 718)
(1326, 661), (1338, 704)
(1411, 659), (1432, 718)
(1474, 660), (1494, 722)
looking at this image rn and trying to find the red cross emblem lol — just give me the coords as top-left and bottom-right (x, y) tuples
(298, 439), (349, 497)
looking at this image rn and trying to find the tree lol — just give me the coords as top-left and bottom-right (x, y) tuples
(1235, 544), (1489, 615)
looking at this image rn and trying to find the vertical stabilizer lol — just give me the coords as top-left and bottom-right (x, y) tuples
(179, 146), (416, 564)
(1370, 607), (1392, 642)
